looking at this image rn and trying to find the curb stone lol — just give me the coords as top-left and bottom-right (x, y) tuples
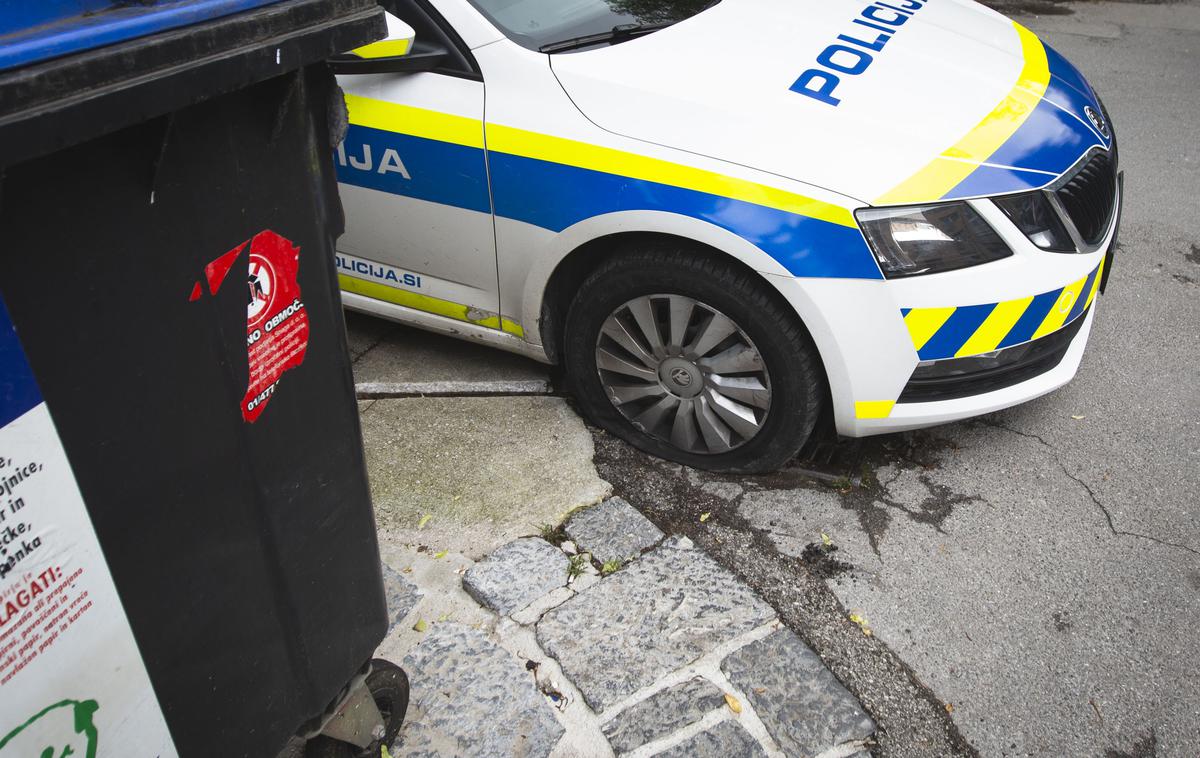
(655, 719), (766, 758)
(564, 496), (665, 564)
(462, 536), (568, 615)
(536, 536), (774, 711)
(722, 628), (876, 756)
(381, 561), (422, 634)
(395, 623), (563, 757)
(601, 677), (726, 753)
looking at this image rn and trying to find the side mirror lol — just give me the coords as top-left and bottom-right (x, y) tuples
(328, 12), (448, 75)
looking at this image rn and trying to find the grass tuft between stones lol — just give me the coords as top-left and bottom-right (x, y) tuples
(538, 522), (568, 546)
(567, 553), (590, 579)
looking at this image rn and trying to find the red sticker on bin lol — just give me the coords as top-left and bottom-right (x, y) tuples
(191, 229), (309, 423)
(243, 231), (308, 422)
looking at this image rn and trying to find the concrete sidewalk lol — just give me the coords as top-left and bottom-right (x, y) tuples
(348, 312), (596, 554)
(346, 311), (551, 397)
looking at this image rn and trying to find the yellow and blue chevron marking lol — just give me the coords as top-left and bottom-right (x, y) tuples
(338, 95), (881, 280)
(902, 257), (1104, 361)
(876, 23), (1111, 205)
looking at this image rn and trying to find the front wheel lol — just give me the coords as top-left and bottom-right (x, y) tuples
(564, 245), (826, 473)
(304, 660), (410, 758)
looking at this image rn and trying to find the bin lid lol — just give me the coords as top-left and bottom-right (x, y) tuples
(0, 0), (384, 166)
(0, 0), (286, 72)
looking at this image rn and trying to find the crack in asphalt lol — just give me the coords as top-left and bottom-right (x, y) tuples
(350, 330), (394, 365)
(976, 419), (1200, 558)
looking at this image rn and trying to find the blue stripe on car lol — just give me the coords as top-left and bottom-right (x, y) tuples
(337, 124), (882, 280)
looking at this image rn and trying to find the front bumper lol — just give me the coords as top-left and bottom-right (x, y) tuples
(767, 171), (1121, 438)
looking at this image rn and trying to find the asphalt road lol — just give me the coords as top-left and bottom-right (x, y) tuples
(600, 2), (1200, 755)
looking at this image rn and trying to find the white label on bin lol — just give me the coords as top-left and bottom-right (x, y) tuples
(0, 299), (177, 757)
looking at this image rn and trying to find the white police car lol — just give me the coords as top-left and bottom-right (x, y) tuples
(330, 0), (1120, 472)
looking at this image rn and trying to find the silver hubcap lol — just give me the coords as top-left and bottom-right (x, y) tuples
(594, 294), (772, 455)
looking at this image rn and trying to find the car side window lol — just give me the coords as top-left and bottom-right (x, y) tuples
(380, 0), (480, 79)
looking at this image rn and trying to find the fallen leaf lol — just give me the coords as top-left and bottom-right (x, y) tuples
(700, 512), (711, 522)
(724, 693), (742, 713)
(437, 612), (452, 622)
(821, 532), (833, 546)
(417, 514), (432, 529)
(1071, 415), (1086, 420)
(412, 619), (427, 632)
(945, 702), (954, 714)
(433, 549), (448, 559)
(382, 746), (393, 758)
(849, 612), (872, 636)
(753, 687), (767, 695)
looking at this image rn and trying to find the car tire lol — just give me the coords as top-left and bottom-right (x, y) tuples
(564, 243), (825, 473)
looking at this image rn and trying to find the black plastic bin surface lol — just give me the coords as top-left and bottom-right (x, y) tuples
(0, 2), (387, 756)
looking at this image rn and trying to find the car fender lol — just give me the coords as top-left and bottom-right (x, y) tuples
(515, 208), (854, 376)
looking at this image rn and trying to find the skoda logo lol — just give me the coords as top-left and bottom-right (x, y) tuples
(670, 367), (693, 387)
(1085, 105), (1110, 138)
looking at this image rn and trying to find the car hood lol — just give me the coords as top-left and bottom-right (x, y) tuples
(549, 0), (1111, 206)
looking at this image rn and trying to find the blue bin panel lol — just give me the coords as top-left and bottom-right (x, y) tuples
(0, 0), (283, 71)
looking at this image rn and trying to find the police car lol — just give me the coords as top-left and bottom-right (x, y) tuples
(330, 0), (1120, 472)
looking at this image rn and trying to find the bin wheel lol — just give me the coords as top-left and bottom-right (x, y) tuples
(305, 660), (410, 758)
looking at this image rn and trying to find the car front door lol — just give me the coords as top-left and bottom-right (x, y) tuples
(334, 0), (500, 329)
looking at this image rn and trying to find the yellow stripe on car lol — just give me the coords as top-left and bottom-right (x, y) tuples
(1030, 271), (1089, 340)
(903, 307), (956, 351)
(339, 274), (516, 331)
(344, 94), (485, 149)
(341, 93), (857, 229)
(955, 295), (1033, 357)
(874, 22), (1050, 205)
(500, 318), (525, 338)
(1083, 255), (1106, 311)
(484, 123), (857, 228)
(350, 38), (412, 59)
(855, 400), (895, 419)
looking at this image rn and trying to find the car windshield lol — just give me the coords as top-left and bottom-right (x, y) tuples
(465, 0), (715, 51)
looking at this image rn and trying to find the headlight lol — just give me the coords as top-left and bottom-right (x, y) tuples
(855, 202), (1013, 278)
(993, 192), (1076, 252)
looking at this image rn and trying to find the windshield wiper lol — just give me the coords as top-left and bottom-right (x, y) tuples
(538, 21), (676, 54)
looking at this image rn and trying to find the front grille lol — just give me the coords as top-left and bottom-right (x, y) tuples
(897, 314), (1086, 403)
(1054, 150), (1117, 246)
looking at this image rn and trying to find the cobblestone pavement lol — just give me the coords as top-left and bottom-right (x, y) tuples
(375, 497), (875, 757)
